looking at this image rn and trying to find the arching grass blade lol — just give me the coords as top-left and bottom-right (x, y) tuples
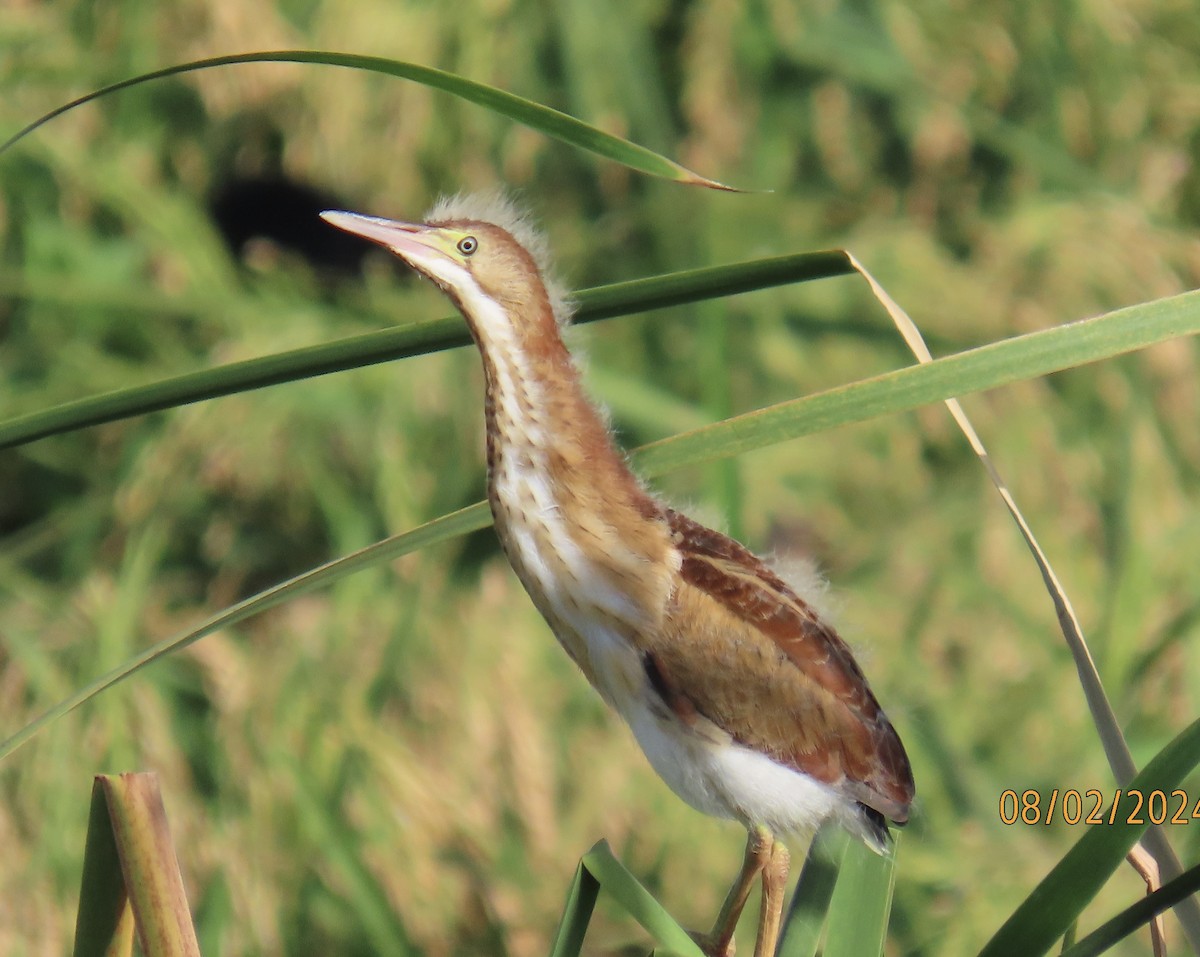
(0, 503), (491, 761)
(0, 51), (737, 190)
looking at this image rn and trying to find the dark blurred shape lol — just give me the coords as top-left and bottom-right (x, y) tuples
(209, 175), (375, 275)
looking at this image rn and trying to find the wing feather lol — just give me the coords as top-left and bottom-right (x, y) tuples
(651, 509), (914, 822)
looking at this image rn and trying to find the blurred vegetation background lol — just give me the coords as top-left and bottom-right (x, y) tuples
(3, 0), (1200, 954)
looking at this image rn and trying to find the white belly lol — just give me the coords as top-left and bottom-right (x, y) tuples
(623, 693), (845, 837)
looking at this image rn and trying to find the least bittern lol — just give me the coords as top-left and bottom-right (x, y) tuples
(322, 195), (914, 957)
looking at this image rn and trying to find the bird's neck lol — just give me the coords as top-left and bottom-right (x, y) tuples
(468, 295), (675, 630)
(478, 310), (658, 534)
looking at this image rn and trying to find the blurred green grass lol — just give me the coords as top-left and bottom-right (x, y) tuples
(3, 1), (1200, 955)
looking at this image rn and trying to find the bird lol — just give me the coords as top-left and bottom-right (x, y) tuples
(320, 194), (914, 957)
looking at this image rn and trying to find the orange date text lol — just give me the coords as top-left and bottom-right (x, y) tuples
(998, 789), (1200, 826)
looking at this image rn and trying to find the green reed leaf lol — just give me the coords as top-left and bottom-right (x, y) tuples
(0, 51), (737, 189)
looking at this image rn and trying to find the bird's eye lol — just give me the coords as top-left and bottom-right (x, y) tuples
(457, 236), (478, 255)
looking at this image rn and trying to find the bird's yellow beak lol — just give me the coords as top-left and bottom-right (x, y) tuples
(320, 210), (462, 269)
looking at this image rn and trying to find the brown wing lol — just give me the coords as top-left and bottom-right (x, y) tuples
(650, 509), (914, 822)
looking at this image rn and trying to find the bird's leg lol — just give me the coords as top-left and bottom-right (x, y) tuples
(753, 840), (791, 957)
(694, 825), (774, 957)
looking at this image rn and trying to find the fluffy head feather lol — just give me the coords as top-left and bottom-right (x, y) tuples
(425, 191), (575, 327)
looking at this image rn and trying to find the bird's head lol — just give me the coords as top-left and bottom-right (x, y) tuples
(320, 193), (572, 340)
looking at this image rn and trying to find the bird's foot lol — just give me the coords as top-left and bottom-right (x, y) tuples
(696, 826), (773, 957)
(753, 841), (791, 957)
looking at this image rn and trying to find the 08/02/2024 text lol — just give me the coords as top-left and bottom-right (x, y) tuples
(999, 788), (1198, 826)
